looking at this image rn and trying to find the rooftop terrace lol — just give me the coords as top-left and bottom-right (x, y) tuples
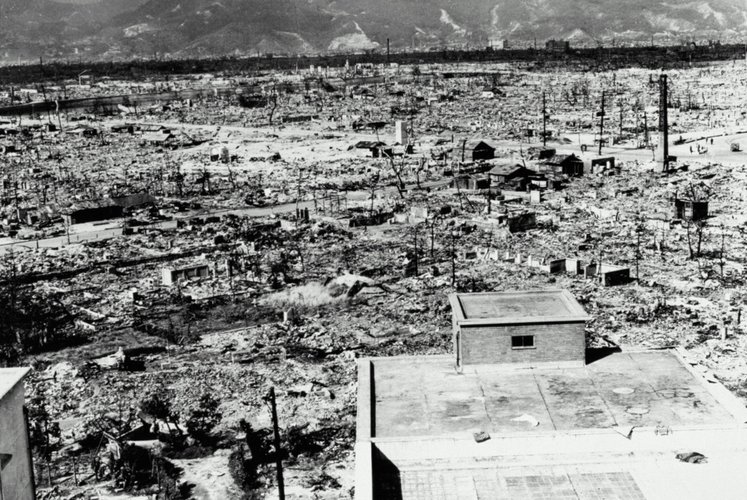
(357, 350), (747, 500)
(368, 350), (740, 439)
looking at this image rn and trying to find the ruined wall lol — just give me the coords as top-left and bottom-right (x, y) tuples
(601, 268), (631, 286)
(458, 322), (585, 365)
(0, 383), (33, 500)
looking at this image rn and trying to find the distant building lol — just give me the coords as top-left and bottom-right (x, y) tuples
(394, 121), (408, 145)
(673, 198), (708, 221)
(538, 153), (584, 177)
(0, 367), (34, 500)
(142, 131), (173, 146)
(488, 39), (510, 50)
(109, 192), (155, 210)
(450, 174), (490, 191)
(487, 161), (535, 190)
(581, 155), (616, 174)
(162, 263), (211, 286)
(67, 126), (98, 138)
(460, 140), (495, 162)
(349, 141), (388, 158)
(449, 290), (589, 369)
(61, 202), (123, 225)
(546, 39), (570, 52)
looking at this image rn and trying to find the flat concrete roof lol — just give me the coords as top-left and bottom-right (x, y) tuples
(367, 350), (741, 439)
(450, 289), (590, 325)
(0, 367), (30, 405)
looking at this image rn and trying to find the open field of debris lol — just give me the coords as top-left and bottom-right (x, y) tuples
(2, 58), (747, 499)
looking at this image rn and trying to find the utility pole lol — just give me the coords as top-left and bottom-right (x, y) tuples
(598, 90), (606, 155)
(268, 388), (285, 500)
(450, 231), (457, 287)
(412, 225), (419, 275)
(542, 91), (548, 147)
(656, 74), (669, 172)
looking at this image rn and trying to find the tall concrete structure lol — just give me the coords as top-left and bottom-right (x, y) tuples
(0, 368), (34, 500)
(656, 73), (669, 172)
(394, 120), (408, 145)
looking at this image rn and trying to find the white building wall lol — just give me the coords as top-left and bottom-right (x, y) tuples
(0, 372), (33, 500)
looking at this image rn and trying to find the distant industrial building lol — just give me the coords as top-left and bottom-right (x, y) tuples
(355, 289), (747, 499)
(0, 368), (34, 500)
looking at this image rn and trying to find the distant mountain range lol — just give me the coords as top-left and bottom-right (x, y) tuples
(1, 0), (745, 62)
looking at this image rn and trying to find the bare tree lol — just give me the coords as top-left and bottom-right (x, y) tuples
(384, 153), (406, 199)
(685, 218), (707, 259)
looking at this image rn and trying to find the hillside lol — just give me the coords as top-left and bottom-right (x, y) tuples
(1, 0), (745, 61)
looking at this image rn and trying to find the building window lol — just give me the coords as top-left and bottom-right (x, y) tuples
(511, 335), (535, 349)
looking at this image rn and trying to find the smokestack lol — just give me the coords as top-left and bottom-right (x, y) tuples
(656, 74), (669, 172)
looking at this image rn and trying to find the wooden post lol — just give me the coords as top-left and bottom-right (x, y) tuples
(269, 388), (285, 500)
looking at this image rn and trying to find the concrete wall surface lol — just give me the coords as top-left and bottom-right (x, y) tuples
(459, 322), (585, 365)
(0, 382), (33, 500)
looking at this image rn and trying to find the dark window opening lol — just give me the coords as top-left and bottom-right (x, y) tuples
(511, 335), (535, 349)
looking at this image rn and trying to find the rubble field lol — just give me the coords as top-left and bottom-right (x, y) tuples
(1, 59), (747, 499)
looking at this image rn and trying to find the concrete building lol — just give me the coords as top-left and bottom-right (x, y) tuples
(0, 368), (34, 500)
(355, 290), (747, 499)
(162, 263), (211, 286)
(448, 290), (589, 369)
(61, 202), (123, 225)
(394, 120), (408, 145)
(584, 262), (632, 286)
